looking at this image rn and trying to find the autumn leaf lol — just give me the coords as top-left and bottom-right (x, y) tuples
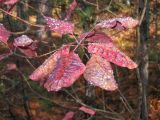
(18, 47), (37, 57)
(0, 23), (10, 45)
(3, 0), (18, 5)
(44, 16), (74, 35)
(14, 35), (38, 57)
(80, 32), (113, 44)
(65, 0), (77, 21)
(62, 111), (74, 120)
(29, 46), (70, 81)
(13, 35), (33, 47)
(96, 17), (139, 30)
(84, 54), (118, 91)
(44, 52), (85, 91)
(79, 106), (96, 115)
(87, 43), (137, 69)
(6, 63), (17, 70)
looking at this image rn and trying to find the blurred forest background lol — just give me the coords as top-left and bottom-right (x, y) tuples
(0, 0), (160, 120)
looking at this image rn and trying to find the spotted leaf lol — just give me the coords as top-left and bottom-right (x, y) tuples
(44, 52), (85, 91)
(65, 0), (77, 21)
(96, 17), (139, 30)
(0, 23), (10, 45)
(87, 43), (137, 69)
(13, 35), (33, 47)
(84, 54), (117, 91)
(29, 46), (70, 81)
(44, 16), (74, 35)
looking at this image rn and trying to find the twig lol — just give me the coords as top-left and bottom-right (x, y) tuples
(0, 8), (44, 28)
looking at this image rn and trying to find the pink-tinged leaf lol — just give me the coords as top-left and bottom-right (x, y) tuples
(79, 31), (95, 42)
(6, 63), (17, 70)
(65, 0), (77, 21)
(80, 32), (113, 44)
(96, 17), (139, 30)
(84, 54), (117, 91)
(0, 23), (10, 45)
(44, 52), (85, 91)
(13, 35), (33, 47)
(3, 0), (18, 5)
(87, 43), (137, 69)
(18, 47), (37, 57)
(79, 106), (96, 115)
(44, 16), (74, 35)
(62, 112), (74, 120)
(14, 36), (39, 57)
(29, 46), (70, 81)
(0, 51), (12, 61)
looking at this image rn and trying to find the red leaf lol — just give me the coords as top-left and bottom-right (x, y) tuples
(14, 35), (38, 57)
(84, 54), (117, 91)
(96, 17), (139, 30)
(87, 43), (137, 69)
(29, 46), (70, 81)
(79, 106), (96, 115)
(80, 32), (113, 43)
(4, 0), (18, 5)
(13, 35), (33, 47)
(44, 16), (74, 35)
(44, 52), (85, 91)
(62, 111), (74, 120)
(0, 51), (12, 61)
(0, 23), (10, 45)
(65, 0), (77, 21)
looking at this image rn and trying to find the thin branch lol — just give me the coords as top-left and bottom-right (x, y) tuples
(0, 8), (44, 28)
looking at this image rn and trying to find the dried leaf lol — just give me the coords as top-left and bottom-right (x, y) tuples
(87, 43), (137, 69)
(29, 46), (70, 81)
(65, 0), (77, 20)
(0, 23), (10, 45)
(96, 17), (139, 30)
(44, 16), (74, 35)
(79, 106), (96, 115)
(62, 111), (74, 120)
(13, 35), (33, 47)
(44, 52), (85, 91)
(84, 54), (117, 91)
